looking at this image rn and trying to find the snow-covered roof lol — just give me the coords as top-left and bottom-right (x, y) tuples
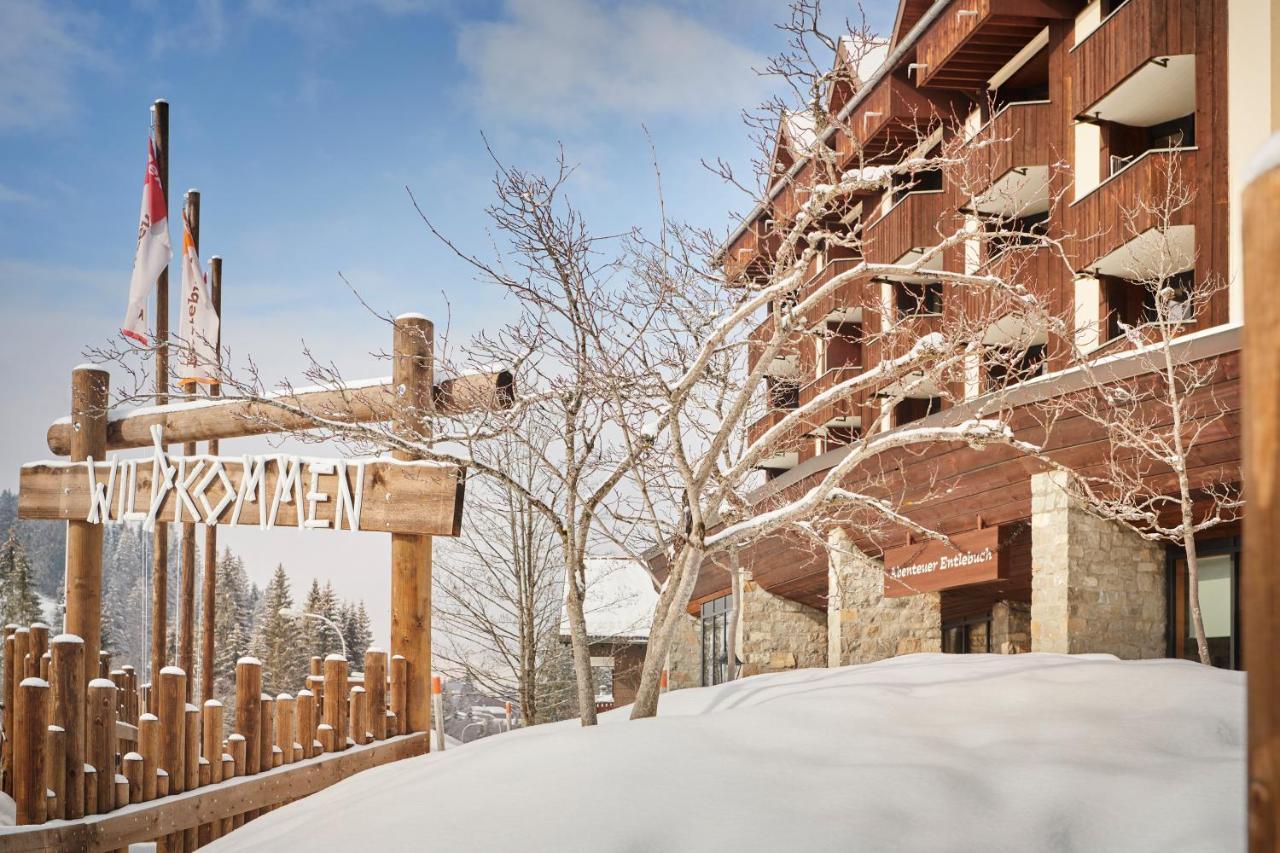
(559, 557), (658, 642)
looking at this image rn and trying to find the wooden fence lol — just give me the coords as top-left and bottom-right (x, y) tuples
(0, 622), (423, 851)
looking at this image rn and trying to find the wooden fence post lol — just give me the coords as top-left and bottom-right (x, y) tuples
(157, 667), (186, 794)
(184, 702), (200, 849)
(349, 686), (367, 746)
(45, 724), (65, 819)
(365, 648), (387, 740)
(323, 655), (348, 751)
(28, 624), (48, 678)
(66, 365), (109, 672)
(1245, 134), (1280, 853)
(275, 693), (295, 765)
(87, 677), (117, 812)
(259, 693), (275, 774)
(124, 752), (142, 803)
(202, 699), (223, 784)
(390, 654), (407, 737)
(3, 626), (15, 794)
(295, 689), (315, 759)
(235, 657), (262, 775)
(15, 677), (49, 824)
(138, 713), (159, 801)
(228, 733), (246, 830)
(50, 633), (86, 818)
(391, 314), (434, 738)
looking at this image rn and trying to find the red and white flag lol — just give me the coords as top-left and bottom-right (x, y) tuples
(178, 210), (220, 385)
(122, 138), (171, 344)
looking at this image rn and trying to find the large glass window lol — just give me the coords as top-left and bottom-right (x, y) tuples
(700, 595), (732, 686)
(1169, 539), (1241, 669)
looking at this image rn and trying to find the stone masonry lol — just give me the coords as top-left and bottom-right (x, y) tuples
(827, 527), (941, 666)
(1030, 471), (1166, 657)
(991, 600), (1031, 653)
(663, 610), (703, 690)
(737, 575), (827, 676)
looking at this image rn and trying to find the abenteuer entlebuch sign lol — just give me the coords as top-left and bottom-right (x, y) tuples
(882, 525), (1006, 597)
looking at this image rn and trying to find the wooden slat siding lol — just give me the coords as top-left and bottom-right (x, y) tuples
(940, 524), (1033, 622)
(864, 190), (950, 267)
(0, 733), (428, 853)
(1070, 0), (1197, 113)
(724, 217), (781, 283)
(917, 0), (1069, 89)
(683, 347), (1239, 609)
(980, 100), (1054, 191)
(1068, 148), (1198, 270)
(837, 74), (957, 168)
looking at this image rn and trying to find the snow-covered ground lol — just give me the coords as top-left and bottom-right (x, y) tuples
(208, 653), (1244, 852)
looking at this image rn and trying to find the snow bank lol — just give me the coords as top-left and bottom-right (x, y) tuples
(207, 654), (1244, 852)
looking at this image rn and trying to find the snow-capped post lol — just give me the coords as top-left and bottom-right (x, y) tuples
(349, 686), (367, 745)
(202, 700), (223, 785)
(15, 676), (49, 824)
(28, 624), (48, 679)
(49, 633), (85, 819)
(202, 254), (223, 705)
(259, 693), (275, 777)
(227, 733), (246, 828)
(364, 649), (387, 740)
(1244, 133), (1280, 853)
(275, 693), (295, 765)
(295, 689), (315, 759)
(138, 713), (159, 801)
(66, 364), (109, 676)
(323, 654), (349, 751)
(432, 675), (445, 750)
(123, 752), (142, 804)
(157, 667), (186, 795)
(390, 314), (434, 740)
(86, 678), (116, 811)
(234, 657), (262, 775)
(44, 725), (65, 819)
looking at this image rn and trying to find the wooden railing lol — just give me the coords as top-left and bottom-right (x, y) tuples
(970, 100), (1053, 197)
(863, 190), (949, 266)
(1071, 0), (1197, 111)
(0, 621), (424, 850)
(836, 74), (950, 167)
(917, 0), (994, 81)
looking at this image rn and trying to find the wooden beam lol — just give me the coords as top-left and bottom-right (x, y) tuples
(18, 456), (465, 537)
(44, 370), (514, 457)
(0, 733), (427, 852)
(65, 366), (109, 675)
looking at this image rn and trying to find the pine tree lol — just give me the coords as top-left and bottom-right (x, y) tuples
(250, 566), (306, 696)
(0, 528), (44, 626)
(212, 548), (254, 703)
(343, 601), (372, 668)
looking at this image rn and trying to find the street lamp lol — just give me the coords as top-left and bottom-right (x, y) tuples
(279, 607), (347, 661)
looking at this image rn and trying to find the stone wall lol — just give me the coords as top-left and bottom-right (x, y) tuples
(737, 576), (827, 676)
(991, 600), (1032, 653)
(827, 527), (941, 666)
(1030, 471), (1166, 657)
(663, 610), (703, 690)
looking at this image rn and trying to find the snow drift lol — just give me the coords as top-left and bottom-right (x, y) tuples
(208, 653), (1244, 852)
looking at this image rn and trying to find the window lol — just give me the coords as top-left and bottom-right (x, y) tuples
(943, 614), (992, 653)
(700, 596), (732, 686)
(896, 282), (943, 319)
(984, 343), (1046, 391)
(986, 210), (1049, 256)
(1168, 539), (1240, 670)
(1141, 270), (1195, 324)
(894, 396), (942, 426)
(767, 378), (799, 409)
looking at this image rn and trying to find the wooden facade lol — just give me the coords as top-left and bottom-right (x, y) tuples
(705, 0), (1238, 618)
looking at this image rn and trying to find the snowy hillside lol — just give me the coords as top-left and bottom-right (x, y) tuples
(207, 654), (1244, 853)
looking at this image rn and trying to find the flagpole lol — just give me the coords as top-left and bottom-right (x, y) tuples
(149, 99), (170, 705)
(178, 189), (200, 702)
(201, 255), (221, 704)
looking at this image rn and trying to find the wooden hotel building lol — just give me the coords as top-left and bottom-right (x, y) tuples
(658, 0), (1278, 688)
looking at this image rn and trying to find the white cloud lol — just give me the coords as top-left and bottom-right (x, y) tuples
(0, 0), (100, 133)
(0, 182), (34, 205)
(457, 0), (765, 127)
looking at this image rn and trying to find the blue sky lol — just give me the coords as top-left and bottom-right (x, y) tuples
(0, 0), (895, 636)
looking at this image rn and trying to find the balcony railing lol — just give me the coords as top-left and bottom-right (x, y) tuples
(1071, 0), (1197, 112)
(1069, 146), (1197, 270)
(917, 0), (1066, 89)
(835, 74), (951, 167)
(863, 189), (948, 266)
(966, 100), (1053, 209)
(724, 218), (782, 283)
(746, 405), (810, 451)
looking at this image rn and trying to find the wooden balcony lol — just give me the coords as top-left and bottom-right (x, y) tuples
(1069, 147), (1197, 270)
(967, 100), (1053, 209)
(724, 217), (782, 284)
(836, 74), (952, 167)
(916, 0), (1069, 89)
(772, 160), (817, 224)
(799, 366), (866, 435)
(746, 405), (811, 454)
(863, 189), (949, 266)
(797, 256), (866, 323)
(960, 244), (1054, 327)
(1071, 0), (1198, 114)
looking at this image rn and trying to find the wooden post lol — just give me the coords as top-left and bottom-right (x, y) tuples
(258, 693), (274, 774)
(220, 753), (235, 836)
(157, 666), (186, 794)
(322, 654), (348, 751)
(364, 648), (387, 740)
(1246, 137), (1280, 852)
(235, 657), (262, 775)
(45, 724), (65, 819)
(389, 654), (407, 737)
(317, 723), (335, 754)
(66, 364), (109, 674)
(15, 677), (49, 824)
(150, 99), (171, 695)
(28, 624), (48, 678)
(349, 686), (367, 746)
(83, 765), (97, 816)
(201, 254), (222, 705)
(98, 651), (111, 680)
(184, 701), (200, 850)
(295, 689), (315, 759)
(50, 633), (86, 818)
(88, 677), (117, 811)
(227, 733), (246, 830)
(202, 699), (223, 784)
(177, 189), (201, 705)
(3, 626), (15, 794)
(122, 665), (137, 724)
(115, 772), (129, 810)
(391, 314), (433, 738)
(124, 751), (142, 803)
(275, 693), (295, 764)
(138, 713), (159, 801)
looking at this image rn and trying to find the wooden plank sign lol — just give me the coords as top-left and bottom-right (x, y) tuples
(18, 431), (464, 536)
(882, 525), (1005, 597)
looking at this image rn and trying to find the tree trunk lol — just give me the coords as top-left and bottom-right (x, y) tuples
(1182, 526), (1212, 665)
(631, 546), (704, 720)
(562, 558), (598, 726)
